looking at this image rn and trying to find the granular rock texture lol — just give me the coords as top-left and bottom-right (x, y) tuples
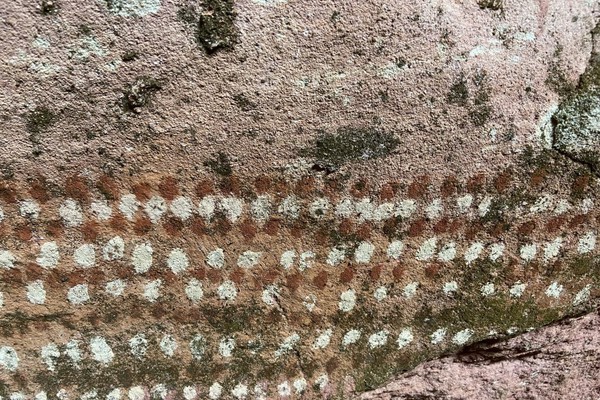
(361, 310), (600, 400)
(0, 0), (599, 399)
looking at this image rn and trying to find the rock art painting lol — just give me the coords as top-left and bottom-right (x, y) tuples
(0, 0), (599, 399)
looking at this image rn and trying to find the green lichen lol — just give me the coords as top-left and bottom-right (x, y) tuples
(301, 126), (400, 172)
(122, 76), (162, 113)
(200, 304), (263, 335)
(178, 0), (239, 54)
(0, 311), (72, 337)
(477, 0), (503, 11)
(551, 87), (600, 173)
(35, 347), (182, 394)
(563, 255), (600, 282)
(25, 106), (56, 134)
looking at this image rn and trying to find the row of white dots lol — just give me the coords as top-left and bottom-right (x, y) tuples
(0, 268), (589, 314)
(0, 279), (592, 382)
(0, 193), (594, 227)
(0, 231), (597, 272)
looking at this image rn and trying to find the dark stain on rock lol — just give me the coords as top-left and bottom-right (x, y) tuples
(122, 77), (162, 113)
(178, 0), (239, 54)
(545, 46), (577, 97)
(39, 0), (59, 15)
(25, 106), (56, 155)
(121, 50), (139, 62)
(469, 71), (493, 126)
(204, 151), (233, 176)
(447, 71), (493, 126)
(477, 0), (503, 11)
(301, 126), (400, 172)
(448, 74), (469, 105)
(233, 93), (257, 111)
(25, 106), (56, 134)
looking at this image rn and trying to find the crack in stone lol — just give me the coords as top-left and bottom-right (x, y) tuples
(547, 20), (600, 178)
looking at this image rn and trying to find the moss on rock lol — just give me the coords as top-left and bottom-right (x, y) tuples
(301, 126), (400, 172)
(25, 106), (56, 134)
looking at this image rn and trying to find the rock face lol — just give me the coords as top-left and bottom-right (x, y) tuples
(551, 22), (600, 175)
(0, 0), (599, 399)
(361, 309), (600, 400)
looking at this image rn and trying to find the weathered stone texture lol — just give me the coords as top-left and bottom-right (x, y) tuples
(0, 0), (599, 398)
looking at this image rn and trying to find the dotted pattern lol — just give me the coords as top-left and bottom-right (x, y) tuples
(0, 172), (597, 397)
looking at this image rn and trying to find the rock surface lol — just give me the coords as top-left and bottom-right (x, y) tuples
(361, 309), (600, 400)
(0, 0), (599, 398)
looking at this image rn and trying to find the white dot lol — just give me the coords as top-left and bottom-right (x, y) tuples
(220, 197), (244, 223)
(545, 281), (563, 298)
(207, 248), (225, 269)
(277, 382), (291, 397)
(59, 199), (83, 227)
(89, 336), (114, 365)
(339, 289), (356, 312)
(185, 279), (203, 303)
(237, 251), (261, 268)
(145, 196), (167, 223)
(519, 244), (537, 262)
(167, 248), (189, 274)
(143, 279), (162, 302)
(0, 346), (19, 371)
(280, 250), (296, 269)
(0, 250), (15, 269)
(355, 241), (375, 263)
(20, 199), (40, 219)
(208, 383), (222, 400)
(90, 200), (112, 220)
(452, 329), (474, 345)
(396, 328), (413, 349)
(160, 334), (177, 357)
(132, 243), (153, 274)
(105, 279), (126, 297)
(128, 387), (145, 400)
(103, 236), (125, 261)
(74, 244), (95, 268)
(416, 237), (437, 261)
(231, 383), (248, 399)
(578, 232), (596, 254)
(217, 280), (237, 301)
(386, 240), (404, 260)
(183, 387), (197, 400)
(27, 280), (46, 304)
(170, 196), (193, 220)
(119, 194), (139, 220)
(37, 242), (60, 269)
(67, 284), (90, 305)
